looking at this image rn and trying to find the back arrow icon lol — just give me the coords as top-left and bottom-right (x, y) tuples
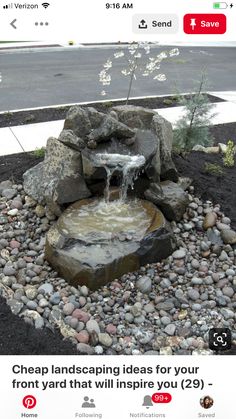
(10, 19), (17, 29)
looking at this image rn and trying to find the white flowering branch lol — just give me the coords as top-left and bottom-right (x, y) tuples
(99, 43), (180, 104)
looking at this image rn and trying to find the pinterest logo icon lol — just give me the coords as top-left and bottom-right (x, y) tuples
(23, 395), (37, 409)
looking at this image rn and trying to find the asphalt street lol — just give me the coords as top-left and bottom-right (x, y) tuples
(0, 46), (235, 111)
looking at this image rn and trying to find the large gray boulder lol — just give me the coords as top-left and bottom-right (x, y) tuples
(23, 105), (183, 218)
(88, 114), (135, 142)
(23, 137), (91, 210)
(152, 114), (178, 182)
(63, 106), (104, 137)
(145, 180), (189, 222)
(58, 129), (85, 151)
(111, 105), (156, 129)
(111, 107), (177, 183)
(45, 199), (176, 290)
(23, 161), (45, 201)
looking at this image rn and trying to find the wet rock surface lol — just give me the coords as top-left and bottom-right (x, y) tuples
(145, 180), (189, 221)
(45, 199), (175, 289)
(23, 105), (180, 220)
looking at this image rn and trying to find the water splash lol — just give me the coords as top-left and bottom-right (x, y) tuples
(94, 153), (145, 202)
(62, 153), (148, 243)
(60, 199), (150, 243)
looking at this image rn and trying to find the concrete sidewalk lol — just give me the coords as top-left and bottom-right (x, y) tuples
(0, 120), (64, 156)
(0, 92), (236, 157)
(157, 100), (236, 128)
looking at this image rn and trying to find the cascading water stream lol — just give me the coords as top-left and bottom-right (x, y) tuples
(58, 153), (149, 243)
(45, 106), (177, 288)
(94, 153), (146, 203)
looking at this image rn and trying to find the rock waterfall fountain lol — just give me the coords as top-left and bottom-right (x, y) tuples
(45, 152), (175, 289)
(23, 105), (188, 290)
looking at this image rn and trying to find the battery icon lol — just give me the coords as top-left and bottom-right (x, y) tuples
(213, 2), (228, 8)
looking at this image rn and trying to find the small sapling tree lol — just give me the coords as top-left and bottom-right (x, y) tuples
(173, 72), (216, 153)
(99, 42), (180, 104)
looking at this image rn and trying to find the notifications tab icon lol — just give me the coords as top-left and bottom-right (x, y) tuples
(184, 14), (226, 34)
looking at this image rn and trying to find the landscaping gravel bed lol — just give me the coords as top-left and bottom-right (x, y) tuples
(174, 149), (236, 232)
(0, 108), (235, 355)
(0, 180), (235, 355)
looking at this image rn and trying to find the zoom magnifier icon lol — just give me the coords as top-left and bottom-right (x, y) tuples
(209, 328), (232, 351)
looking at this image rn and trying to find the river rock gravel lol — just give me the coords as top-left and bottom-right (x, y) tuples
(0, 180), (235, 355)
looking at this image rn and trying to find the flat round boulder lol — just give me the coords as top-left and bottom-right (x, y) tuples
(45, 198), (176, 290)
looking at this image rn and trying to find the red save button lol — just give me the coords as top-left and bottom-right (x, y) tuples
(184, 14), (226, 34)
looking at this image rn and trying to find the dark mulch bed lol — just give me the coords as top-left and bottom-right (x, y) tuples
(209, 122), (236, 146)
(0, 93), (223, 128)
(0, 297), (77, 355)
(0, 152), (43, 183)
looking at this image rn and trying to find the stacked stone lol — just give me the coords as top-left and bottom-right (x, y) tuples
(23, 105), (180, 218)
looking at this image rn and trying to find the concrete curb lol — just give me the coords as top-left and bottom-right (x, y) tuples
(0, 93), (188, 114)
(1, 91), (233, 115)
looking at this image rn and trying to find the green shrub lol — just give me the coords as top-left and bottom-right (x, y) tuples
(173, 72), (216, 153)
(103, 101), (114, 108)
(32, 147), (46, 158)
(163, 98), (175, 106)
(223, 140), (235, 167)
(24, 114), (36, 123)
(204, 163), (224, 176)
(3, 112), (13, 120)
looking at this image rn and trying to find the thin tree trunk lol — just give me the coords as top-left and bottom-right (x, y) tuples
(126, 58), (138, 105)
(185, 73), (205, 149)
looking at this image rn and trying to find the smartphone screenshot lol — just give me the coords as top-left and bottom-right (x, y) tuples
(0, 0), (235, 417)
